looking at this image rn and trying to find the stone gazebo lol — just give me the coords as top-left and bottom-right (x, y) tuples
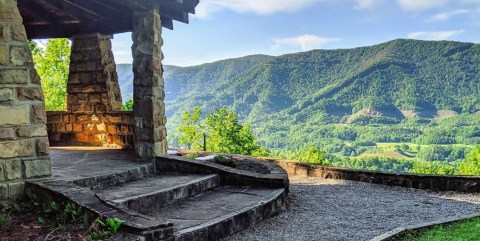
(0, 0), (199, 200)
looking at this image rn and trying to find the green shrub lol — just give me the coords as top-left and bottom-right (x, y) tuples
(185, 153), (198, 159)
(0, 212), (10, 231)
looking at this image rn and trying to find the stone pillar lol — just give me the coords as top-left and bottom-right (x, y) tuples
(0, 0), (51, 200)
(66, 34), (122, 114)
(132, 8), (167, 159)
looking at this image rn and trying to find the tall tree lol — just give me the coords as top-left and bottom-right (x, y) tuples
(30, 39), (71, 111)
(205, 107), (265, 155)
(178, 107), (203, 149)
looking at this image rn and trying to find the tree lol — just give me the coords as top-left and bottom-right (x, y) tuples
(457, 146), (480, 175)
(177, 107), (203, 149)
(30, 39), (71, 111)
(298, 146), (329, 165)
(122, 97), (133, 111)
(205, 107), (265, 155)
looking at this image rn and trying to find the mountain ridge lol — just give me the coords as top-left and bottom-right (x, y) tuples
(116, 38), (480, 148)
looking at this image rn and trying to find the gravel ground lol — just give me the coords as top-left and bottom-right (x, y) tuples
(226, 176), (480, 241)
(235, 159), (271, 174)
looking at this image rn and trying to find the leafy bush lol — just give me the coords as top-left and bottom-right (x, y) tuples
(185, 153), (198, 159)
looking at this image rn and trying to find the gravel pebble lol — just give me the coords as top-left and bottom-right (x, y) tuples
(225, 175), (480, 241)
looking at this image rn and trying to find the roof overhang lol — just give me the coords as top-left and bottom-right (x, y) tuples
(17, 0), (199, 39)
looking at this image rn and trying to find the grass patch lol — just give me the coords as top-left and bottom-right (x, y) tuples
(400, 217), (480, 241)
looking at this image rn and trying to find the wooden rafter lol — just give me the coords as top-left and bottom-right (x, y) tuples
(17, 0), (199, 39)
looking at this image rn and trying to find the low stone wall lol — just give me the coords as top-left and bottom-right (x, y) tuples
(265, 159), (480, 193)
(46, 111), (135, 148)
(172, 149), (480, 193)
(156, 155), (290, 191)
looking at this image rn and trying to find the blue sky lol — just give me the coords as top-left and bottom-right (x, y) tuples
(111, 0), (480, 66)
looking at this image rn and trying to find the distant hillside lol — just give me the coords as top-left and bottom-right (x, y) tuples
(116, 39), (480, 150)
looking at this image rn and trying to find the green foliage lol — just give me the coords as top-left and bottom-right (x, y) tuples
(106, 217), (124, 235)
(31, 39), (71, 111)
(178, 107), (203, 150)
(213, 155), (237, 168)
(205, 107), (265, 155)
(185, 153), (198, 159)
(458, 146), (480, 175)
(122, 97), (133, 111)
(298, 147), (329, 165)
(86, 217), (124, 240)
(0, 211), (10, 232)
(177, 107), (267, 156)
(39, 201), (87, 227)
(410, 161), (456, 175)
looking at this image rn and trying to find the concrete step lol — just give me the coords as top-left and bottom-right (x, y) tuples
(146, 186), (287, 241)
(96, 174), (220, 212)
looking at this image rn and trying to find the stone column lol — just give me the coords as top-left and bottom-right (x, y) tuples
(132, 8), (167, 159)
(66, 34), (122, 114)
(0, 0), (51, 200)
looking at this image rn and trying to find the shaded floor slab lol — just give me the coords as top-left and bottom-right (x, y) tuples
(226, 176), (480, 241)
(49, 147), (150, 180)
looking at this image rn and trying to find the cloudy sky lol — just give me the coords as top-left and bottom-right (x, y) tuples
(111, 0), (480, 66)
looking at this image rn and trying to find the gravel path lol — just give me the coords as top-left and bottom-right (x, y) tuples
(226, 176), (480, 241)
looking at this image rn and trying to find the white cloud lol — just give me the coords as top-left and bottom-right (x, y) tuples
(407, 30), (465, 40)
(195, 0), (327, 18)
(355, 0), (382, 9)
(272, 34), (340, 51)
(397, 0), (448, 11)
(428, 9), (470, 21)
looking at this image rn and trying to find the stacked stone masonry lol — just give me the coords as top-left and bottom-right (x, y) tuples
(0, 0), (51, 200)
(47, 111), (135, 148)
(132, 8), (168, 159)
(45, 33), (134, 148)
(67, 34), (122, 114)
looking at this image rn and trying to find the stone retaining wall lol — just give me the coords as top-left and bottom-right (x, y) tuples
(46, 111), (135, 148)
(266, 159), (480, 193)
(174, 149), (480, 193)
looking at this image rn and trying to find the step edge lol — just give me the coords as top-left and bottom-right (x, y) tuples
(173, 188), (286, 239)
(110, 174), (221, 203)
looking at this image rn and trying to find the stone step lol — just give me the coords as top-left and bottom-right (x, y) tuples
(96, 174), (220, 212)
(145, 186), (287, 241)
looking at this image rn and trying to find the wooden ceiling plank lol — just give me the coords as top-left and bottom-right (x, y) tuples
(63, 0), (103, 20)
(105, 0), (151, 11)
(66, 0), (131, 20)
(19, 0), (70, 25)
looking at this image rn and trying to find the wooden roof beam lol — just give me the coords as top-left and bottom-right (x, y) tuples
(182, 0), (199, 14)
(26, 20), (132, 39)
(160, 16), (173, 30)
(66, 0), (130, 20)
(43, 0), (103, 22)
(159, 0), (189, 24)
(18, 0), (63, 25)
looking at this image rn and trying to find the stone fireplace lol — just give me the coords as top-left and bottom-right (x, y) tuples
(47, 34), (135, 149)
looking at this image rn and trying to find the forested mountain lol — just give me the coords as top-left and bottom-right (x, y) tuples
(116, 39), (480, 152)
